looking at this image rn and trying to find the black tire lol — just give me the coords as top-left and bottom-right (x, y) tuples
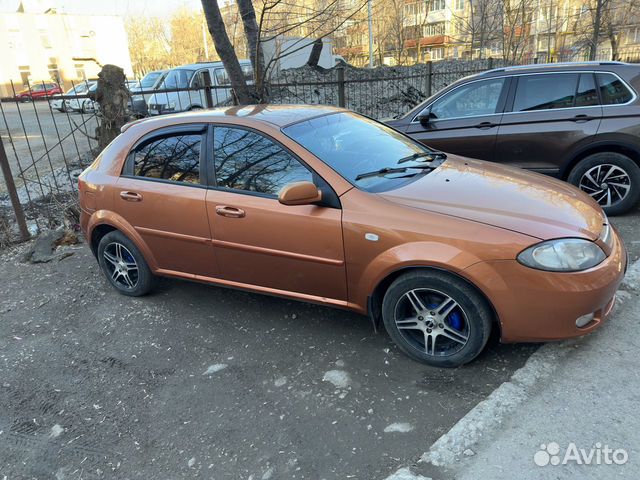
(97, 230), (155, 296)
(382, 270), (492, 368)
(81, 100), (90, 114)
(567, 152), (640, 216)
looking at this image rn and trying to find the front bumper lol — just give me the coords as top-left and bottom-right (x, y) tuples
(464, 227), (627, 342)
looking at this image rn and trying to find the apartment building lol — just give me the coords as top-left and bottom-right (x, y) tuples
(0, 1), (133, 97)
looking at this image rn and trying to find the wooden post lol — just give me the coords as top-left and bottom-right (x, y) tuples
(337, 66), (346, 108)
(0, 137), (30, 240)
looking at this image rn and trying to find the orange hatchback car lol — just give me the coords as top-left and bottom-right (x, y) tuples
(79, 105), (627, 367)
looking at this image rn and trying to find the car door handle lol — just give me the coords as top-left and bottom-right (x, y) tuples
(215, 205), (245, 218)
(474, 121), (497, 129)
(120, 191), (142, 202)
(572, 114), (592, 122)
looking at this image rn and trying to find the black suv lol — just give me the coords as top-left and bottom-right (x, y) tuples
(386, 61), (640, 215)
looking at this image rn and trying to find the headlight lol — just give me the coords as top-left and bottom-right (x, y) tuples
(517, 238), (606, 272)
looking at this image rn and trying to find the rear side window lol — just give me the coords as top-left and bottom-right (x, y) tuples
(575, 74), (599, 107)
(597, 73), (633, 105)
(513, 73), (579, 111)
(133, 133), (202, 184)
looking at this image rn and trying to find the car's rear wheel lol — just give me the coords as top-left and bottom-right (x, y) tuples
(568, 152), (640, 216)
(97, 231), (155, 296)
(382, 270), (492, 368)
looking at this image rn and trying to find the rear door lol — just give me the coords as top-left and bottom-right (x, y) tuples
(404, 76), (509, 160)
(494, 72), (603, 173)
(116, 124), (217, 277)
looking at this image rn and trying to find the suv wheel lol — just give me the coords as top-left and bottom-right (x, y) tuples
(382, 270), (492, 368)
(568, 152), (640, 215)
(97, 230), (155, 296)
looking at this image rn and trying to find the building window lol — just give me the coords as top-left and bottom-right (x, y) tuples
(75, 63), (86, 80)
(39, 29), (52, 49)
(423, 22), (446, 36)
(455, 0), (465, 10)
(430, 47), (445, 60)
(430, 0), (446, 11)
(18, 66), (31, 87)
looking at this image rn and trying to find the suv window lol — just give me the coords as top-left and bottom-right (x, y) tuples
(513, 73), (579, 111)
(597, 73), (633, 105)
(575, 73), (598, 107)
(213, 127), (312, 196)
(132, 133), (202, 184)
(429, 78), (505, 120)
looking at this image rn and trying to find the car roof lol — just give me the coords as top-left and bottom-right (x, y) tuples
(479, 60), (635, 77)
(122, 104), (347, 133)
(174, 60), (252, 70)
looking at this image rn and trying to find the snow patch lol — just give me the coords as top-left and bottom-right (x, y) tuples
(202, 364), (227, 375)
(383, 467), (431, 480)
(274, 377), (287, 387)
(322, 369), (351, 389)
(384, 422), (414, 433)
(261, 467), (274, 479)
(50, 424), (64, 438)
(188, 457), (196, 468)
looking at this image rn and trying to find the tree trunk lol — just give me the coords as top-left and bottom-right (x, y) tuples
(94, 65), (129, 150)
(307, 39), (324, 67)
(589, 0), (604, 60)
(236, 0), (266, 101)
(201, 0), (254, 104)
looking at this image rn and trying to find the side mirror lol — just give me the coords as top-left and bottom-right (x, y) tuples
(416, 109), (432, 126)
(278, 181), (322, 206)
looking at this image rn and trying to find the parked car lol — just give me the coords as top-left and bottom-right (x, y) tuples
(15, 82), (62, 102)
(386, 61), (640, 216)
(66, 82), (98, 113)
(146, 61), (253, 115)
(49, 82), (94, 112)
(128, 70), (169, 117)
(78, 105), (626, 368)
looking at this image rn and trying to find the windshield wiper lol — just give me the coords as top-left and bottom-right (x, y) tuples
(397, 151), (447, 164)
(355, 165), (433, 181)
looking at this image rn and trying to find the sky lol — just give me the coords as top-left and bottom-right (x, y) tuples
(0, 0), (204, 17)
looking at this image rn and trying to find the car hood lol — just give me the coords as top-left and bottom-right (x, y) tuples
(378, 155), (606, 241)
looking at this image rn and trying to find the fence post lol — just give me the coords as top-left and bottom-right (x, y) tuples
(0, 137), (30, 241)
(203, 70), (214, 109)
(336, 66), (346, 108)
(488, 57), (494, 70)
(426, 61), (433, 97)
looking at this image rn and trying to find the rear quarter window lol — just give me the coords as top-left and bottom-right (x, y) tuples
(597, 73), (634, 105)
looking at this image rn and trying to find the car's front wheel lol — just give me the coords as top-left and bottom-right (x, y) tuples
(382, 270), (492, 367)
(568, 152), (640, 216)
(97, 230), (155, 296)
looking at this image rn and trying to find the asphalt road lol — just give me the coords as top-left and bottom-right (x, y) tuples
(0, 208), (637, 480)
(0, 100), (98, 194)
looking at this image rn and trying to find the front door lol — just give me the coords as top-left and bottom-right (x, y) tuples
(205, 125), (347, 301)
(495, 72), (603, 172)
(116, 124), (217, 277)
(405, 76), (509, 161)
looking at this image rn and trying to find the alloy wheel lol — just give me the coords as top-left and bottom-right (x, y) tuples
(394, 288), (470, 357)
(103, 242), (139, 289)
(579, 164), (631, 208)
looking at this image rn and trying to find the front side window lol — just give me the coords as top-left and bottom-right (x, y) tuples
(132, 132), (202, 184)
(597, 73), (633, 105)
(513, 73), (579, 111)
(430, 78), (505, 119)
(213, 127), (312, 196)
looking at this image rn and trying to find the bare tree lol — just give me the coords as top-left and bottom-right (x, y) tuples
(201, 0), (255, 104)
(451, 0), (503, 59)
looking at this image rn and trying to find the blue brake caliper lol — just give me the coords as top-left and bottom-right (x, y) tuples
(428, 303), (463, 331)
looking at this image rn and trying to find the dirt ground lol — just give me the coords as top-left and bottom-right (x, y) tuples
(0, 209), (637, 480)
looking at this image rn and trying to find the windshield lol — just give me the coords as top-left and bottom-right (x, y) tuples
(161, 69), (195, 89)
(283, 112), (441, 191)
(140, 71), (162, 89)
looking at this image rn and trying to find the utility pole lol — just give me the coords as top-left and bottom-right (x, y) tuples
(368, 0), (374, 67)
(590, 0), (604, 60)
